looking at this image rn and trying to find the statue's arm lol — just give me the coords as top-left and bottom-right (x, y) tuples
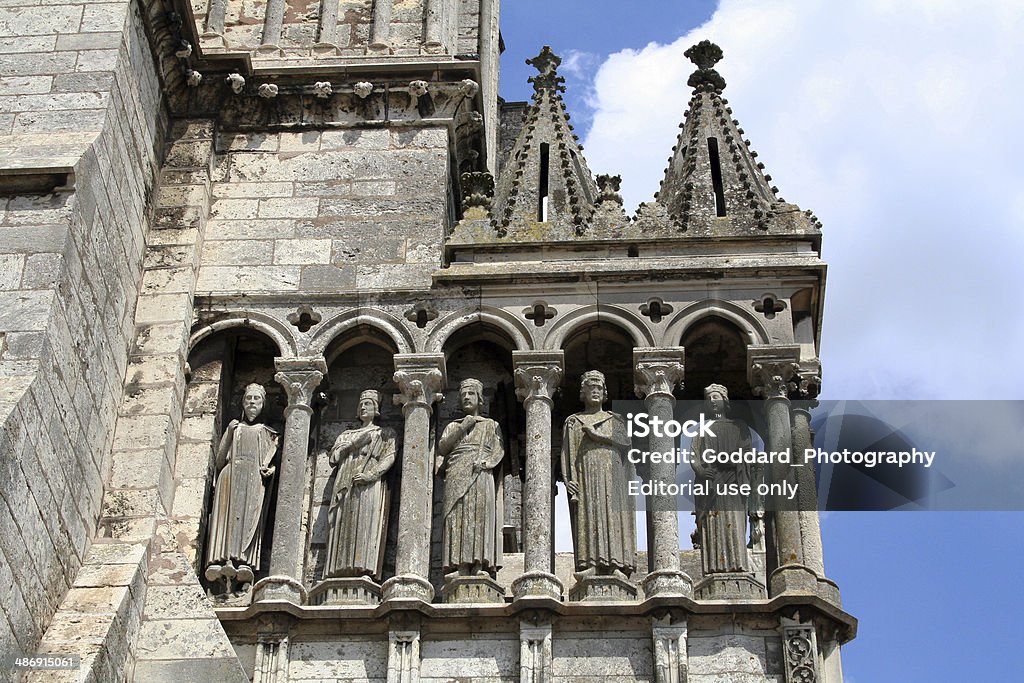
(483, 422), (505, 469)
(690, 436), (711, 479)
(214, 421), (236, 471)
(329, 430), (358, 467)
(369, 429), (397, 481)
(436, 423), (457, 475)
(437, 420), (464, 459)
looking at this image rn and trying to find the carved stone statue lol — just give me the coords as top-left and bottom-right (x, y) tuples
(205, 383), (278, 594)
(690, 383), (756, 574)
(436, 378), (504, 578)
(561, 370), (636, 579)
(325, 390), (397, 580)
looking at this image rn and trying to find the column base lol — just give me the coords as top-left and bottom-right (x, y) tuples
(420, 42), (446, 55)
(252, 575), (307, 605)
(693, 573), (766, 601)
(367, 43), (393, 55)
(511, 571), (563, 601)
(569, 575), (638, 602)
(642, 569), (693, 599)
(443, 575), (505, 604)
(311, 42), (340, 56)
(382, 574), (434, 603)
(769, 564), (819, 597)
(254, 44), (284, 57)
(817, 576), (842, 607)
(308, 576), (382, 606)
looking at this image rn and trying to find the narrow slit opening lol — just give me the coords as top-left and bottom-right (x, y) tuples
(708, 137), (727, 217)
(539, 143), (550, 222)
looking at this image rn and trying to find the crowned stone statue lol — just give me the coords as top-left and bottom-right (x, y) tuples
(325, 389), (397, 580)
(205, 383), (278, 595)
(436, 378), (505, 588)
(690, 383), (757, 573)
(561, 370), (636, 590)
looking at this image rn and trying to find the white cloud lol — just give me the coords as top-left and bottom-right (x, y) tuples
(581, 0), (1024, 400)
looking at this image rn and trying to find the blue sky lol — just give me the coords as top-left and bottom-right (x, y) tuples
(500, 1), (1024, 680)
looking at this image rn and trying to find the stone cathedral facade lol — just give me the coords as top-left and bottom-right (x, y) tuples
(0, 1), (855, 682)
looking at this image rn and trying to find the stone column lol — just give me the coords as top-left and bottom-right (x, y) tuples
(262, 0), (285, 45)
(651, 614), (688, 683)
(204, 0), (228, 35)
(511, 351), (564, 601)
(633, 348), (692, 598)
(422, 0), (445, 53)
(253, 357), (326, 604)
(382, 354), (446, 603)
(387, 629), (422, 683)
(519, 619), (554, 683)
(316, 0), (340, 45)
(368, 0), (393, 54)
(748, 345), (817, 597)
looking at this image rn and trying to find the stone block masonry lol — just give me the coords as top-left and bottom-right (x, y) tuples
(198, 126), (451, 295)
(0, 0), (166, 669)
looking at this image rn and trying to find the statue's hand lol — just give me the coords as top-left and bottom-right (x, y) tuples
(227, 419), (240, 430)
(472, 460), (486, 473)
(261, 465), (275, 479)
(352, 473), (369, 484)
(358, 430), (373, 446)
(566, 480), (580, 497)
(461, 415), (477, 432)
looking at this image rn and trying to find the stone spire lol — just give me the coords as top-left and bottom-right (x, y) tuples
(655, 41), (822, 237)
(488, 46), (601, 239)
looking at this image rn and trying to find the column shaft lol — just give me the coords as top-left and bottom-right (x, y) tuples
(254, 357), (326, 604)
(512, 351), (564, 600)
(263, 0), (285, 45)
(383, 355), (446, 602)
(370, 0), (393, 51)
(205, 0), (228, 34)
(634, 348), (691, 598)
(792, 404), (824, 576)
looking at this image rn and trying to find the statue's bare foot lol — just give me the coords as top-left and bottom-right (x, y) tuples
(236, 565), (254, 584)
(204, 564), (223, 582)
(612, 568), (629, 581)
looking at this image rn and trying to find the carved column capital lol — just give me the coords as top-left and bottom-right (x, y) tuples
(274, 357), (327, 414)
(633, 347), (685, 400)
(513, 351), (564, 408)
(747, 345), (802, 400)
(392, 353), (446, 412)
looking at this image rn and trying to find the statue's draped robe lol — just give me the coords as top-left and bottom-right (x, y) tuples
(325, 424), (396, 579)
(691, 417), (754, 573)
(561, 411), (636, 574)
(439, 417), (504, 573)
(206, 420), (278, 570)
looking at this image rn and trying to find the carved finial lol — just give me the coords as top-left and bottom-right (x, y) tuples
(685, 40), (726, 92)
(527, 46), (566, 94)
(596, 174), (623, 205)
(185, 70), (202, 87)
(461, 171), (494, 212)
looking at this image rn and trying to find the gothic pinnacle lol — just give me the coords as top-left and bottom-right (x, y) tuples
(685, 40), (726, 92)
(527, 46), (567, 94)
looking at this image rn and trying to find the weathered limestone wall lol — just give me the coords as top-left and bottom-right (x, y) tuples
(0, 0), (165, 661)
(200, 0), (482, 56)
(197, 126), (451, 295)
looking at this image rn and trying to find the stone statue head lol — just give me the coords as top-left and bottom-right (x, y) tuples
(579, 370), (608, 407)
(242, 383), (267, 423)
(704, 383), (730, 415)
(459, 378), (484, 415)
(357, 389), (381, 423)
